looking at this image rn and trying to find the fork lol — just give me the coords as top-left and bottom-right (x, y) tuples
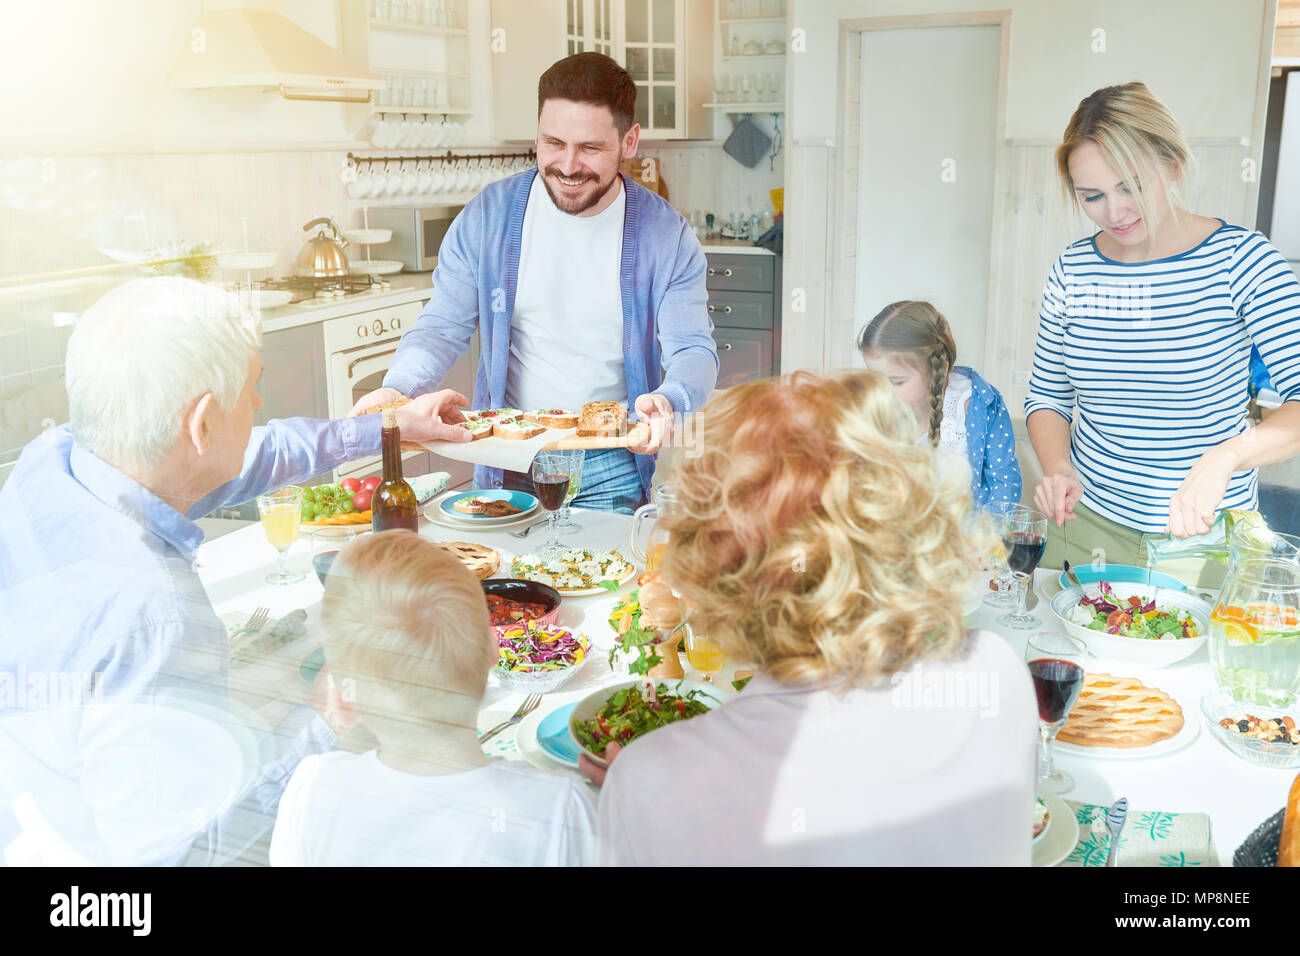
(508, 519), (550, 539)
(230, 606), (270, 641)
(478, 693), (542, 743)
(1061, 516), (1083, 588)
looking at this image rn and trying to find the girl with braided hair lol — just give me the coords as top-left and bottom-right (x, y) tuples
(859, 299), (1021, 511)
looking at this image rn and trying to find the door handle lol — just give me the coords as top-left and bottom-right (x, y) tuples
(349, 347), (397, 378)
(706, 267), (734, 277)
(707, 304), (733, 314)
(719, 342), (733, 351)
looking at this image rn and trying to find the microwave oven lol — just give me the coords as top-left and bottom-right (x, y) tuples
(363, 205), (465, 272)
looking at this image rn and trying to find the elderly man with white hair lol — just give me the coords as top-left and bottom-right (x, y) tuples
(0, 276), (470, 865)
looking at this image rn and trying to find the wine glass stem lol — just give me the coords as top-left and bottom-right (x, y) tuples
(277, 547), (290, 581)
(1015, 572), (1029, 618)
(546, 509), (560, 549)
(1039, 722), (1056, 779)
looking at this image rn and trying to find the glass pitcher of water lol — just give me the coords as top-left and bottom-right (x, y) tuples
(630, 483), (682, 573)
(1209, 556), (1300, 707)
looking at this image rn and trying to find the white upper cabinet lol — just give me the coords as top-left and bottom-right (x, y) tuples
(492, 0), (712, 141)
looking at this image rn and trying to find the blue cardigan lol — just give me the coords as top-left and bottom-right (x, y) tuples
(383, 169), (719, 496)
(959, 366), (1022, 510)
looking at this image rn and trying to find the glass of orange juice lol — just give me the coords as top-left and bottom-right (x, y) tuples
(257, 486), (304, 585)
(684, 624), (726, 683)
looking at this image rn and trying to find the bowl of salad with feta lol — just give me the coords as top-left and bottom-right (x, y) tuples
(569, 679), (729, 767)
(1050, 580), (1211, 668)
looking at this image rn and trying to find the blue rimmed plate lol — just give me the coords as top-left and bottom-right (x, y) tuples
(438, 489), (538, 526)
(1057, 563), (1187, 593)
(535, 702), (581, 767)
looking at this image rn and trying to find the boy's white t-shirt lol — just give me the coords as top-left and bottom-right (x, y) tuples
(505, 173), (628, 413)
(269, 750), (596, 867)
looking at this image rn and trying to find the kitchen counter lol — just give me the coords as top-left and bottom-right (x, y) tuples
(699, 240), (776, 256)
(260, 271), (434, 333)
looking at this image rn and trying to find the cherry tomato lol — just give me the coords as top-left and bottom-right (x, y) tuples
(352, 490), (372, 512)
(362, 475), (382, 493)
(1106, 610), (1133, 628)
(341, 477), (361, 494)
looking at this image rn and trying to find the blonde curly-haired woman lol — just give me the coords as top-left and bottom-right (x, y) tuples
(581, 370), (1037, 865)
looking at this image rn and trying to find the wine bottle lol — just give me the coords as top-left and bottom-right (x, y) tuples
(371, 408), (419, 534)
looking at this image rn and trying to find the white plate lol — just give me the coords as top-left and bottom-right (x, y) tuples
(509, 552), (637, 596)
(342, 229), (393, 245)
(1055, 708), (1200, 759)
(513, 705), (571, 770)
(424, 506), (543, 535)
(1032, 791), (1079, 867)
(349, 259), (404, 275)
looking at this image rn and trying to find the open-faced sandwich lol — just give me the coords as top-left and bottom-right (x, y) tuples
(362, 396), (411, 416)
(493, 416), (546, 440)
(458, 418), (494, 440)
(577, 401), (627, 437)
(468, 407), (522, 422)
(524, 408), (579, 429)
(452, 495), (523, 517)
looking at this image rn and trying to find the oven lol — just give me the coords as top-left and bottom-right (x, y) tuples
(323, 301), (478, 487)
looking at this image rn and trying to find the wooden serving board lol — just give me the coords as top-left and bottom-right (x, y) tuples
(540, 422), (651, 451)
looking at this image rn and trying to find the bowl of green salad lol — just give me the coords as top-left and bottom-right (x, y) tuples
(1050, 580), (1211, 668)
(569, 679), (729, 767)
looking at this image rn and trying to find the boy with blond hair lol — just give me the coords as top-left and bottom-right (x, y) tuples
(270, 531), (595, 866)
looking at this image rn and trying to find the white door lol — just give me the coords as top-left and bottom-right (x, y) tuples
(854, 25), (1000, 371)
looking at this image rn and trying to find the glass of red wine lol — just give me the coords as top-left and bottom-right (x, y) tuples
(531, 451), (583, 556)
(1025, 631), (1088, 794)
(997, 508), (1048, 630)
(310, 527), (359, 585)
(985, 502), (1031, 609)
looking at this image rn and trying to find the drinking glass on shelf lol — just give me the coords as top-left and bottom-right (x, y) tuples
(685, 625), (727, 683)
(766, 72), (781, 100)
(555, 449), (586, 535)
(753, 73), (767, 102)
(997, 507), (1048, 630)
(1024, 631), (1088, 794)
(258, 486), (304, 585)
(531, 451), (584, 554)
(311, 527), (359, 586)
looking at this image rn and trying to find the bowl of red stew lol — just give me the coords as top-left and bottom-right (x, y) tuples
(482, 578), (562, 638)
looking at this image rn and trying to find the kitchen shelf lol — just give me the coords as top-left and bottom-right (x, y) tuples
(379, 67), (470, 80)
(702, 102), (784, 112)
(718, 16), (785, 24)
(368, 18), (469, 36)
(720, 53), (784, 60)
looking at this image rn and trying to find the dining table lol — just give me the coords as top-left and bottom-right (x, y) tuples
(196, 502), (1296, 867)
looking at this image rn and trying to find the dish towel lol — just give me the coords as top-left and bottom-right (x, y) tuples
(1063, 801), (1220, 867)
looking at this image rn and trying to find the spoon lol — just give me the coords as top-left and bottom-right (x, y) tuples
(1105, 796), (1128, 867)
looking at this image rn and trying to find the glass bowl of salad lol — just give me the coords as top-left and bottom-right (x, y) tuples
(569, 678), (728, 767)
(494, 621), (590, 694)
(1050, 581), (1212, 668)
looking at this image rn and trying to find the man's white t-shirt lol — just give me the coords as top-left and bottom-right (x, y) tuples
(269, 750), (597, 866)
(505, 173), (627, 413)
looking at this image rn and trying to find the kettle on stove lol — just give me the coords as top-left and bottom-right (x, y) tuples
(296, 217), (350, 278)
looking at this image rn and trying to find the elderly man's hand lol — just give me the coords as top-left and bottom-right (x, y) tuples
(348, 386), (406, 418)
(392, 390), (471, 444)
(577, 741), (622, 787)
(629, 393), (674, 455)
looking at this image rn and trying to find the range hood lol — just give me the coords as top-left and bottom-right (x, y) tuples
(169, 0), (382, 102)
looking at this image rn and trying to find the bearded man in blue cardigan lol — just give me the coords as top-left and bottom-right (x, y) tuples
(351, 53), (719, 513)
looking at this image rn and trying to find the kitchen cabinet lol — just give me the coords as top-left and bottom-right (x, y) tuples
(491, 0), (712, 140)
(705, 251), (780, 387)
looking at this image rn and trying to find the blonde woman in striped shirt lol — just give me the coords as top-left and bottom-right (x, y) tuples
(1025, 83), (1300, 581)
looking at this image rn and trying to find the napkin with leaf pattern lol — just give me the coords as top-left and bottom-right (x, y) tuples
(1061, 801), (1219, 867)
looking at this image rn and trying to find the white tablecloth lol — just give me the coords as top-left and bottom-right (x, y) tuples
(197, 511), (1296, 865)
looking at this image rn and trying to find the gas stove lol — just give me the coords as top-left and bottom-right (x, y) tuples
(259, 274), (394, 305)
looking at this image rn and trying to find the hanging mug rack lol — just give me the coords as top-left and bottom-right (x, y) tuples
(344, 150), (537, 200)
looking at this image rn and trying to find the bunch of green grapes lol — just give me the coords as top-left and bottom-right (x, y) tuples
(300, 483), (355, 523)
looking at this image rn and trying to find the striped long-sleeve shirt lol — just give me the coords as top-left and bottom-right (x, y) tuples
(1025, 221), (1300, 533)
